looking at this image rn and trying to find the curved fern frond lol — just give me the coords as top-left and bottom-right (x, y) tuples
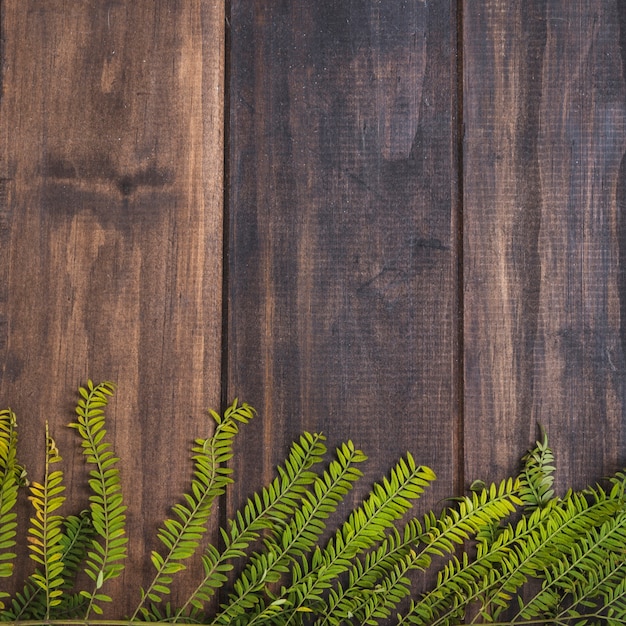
(26, 425), (66, 619)
(388, 481), (518, 626)
(133, 400), (255, 618)
(554, 552), (626, 624)
(174, 431), (326, 619)
(600, 566), (626, 624)
(480, 485), (622, 622)
(68, 380), (126, 617)
(423, 478), (521, 557)
(335, 480), (520, 626)
(213, 440), (367, 626)
(0, 408), (22, 609)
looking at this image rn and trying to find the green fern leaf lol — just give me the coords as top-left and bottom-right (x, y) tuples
(1, 511), (93, 621)
(213, 440), (367, 626)
(420, 478), (521, 558)
(515, 509), (626, 622)
(249, 453), (435, 626)
(518, 427), (556, 511)
(133, 400), (255, 618)
(174, 431), (326, 619)
(322, 521), (429, 626)
(68, 380), (126, 618)
(555, 553), (626, 623)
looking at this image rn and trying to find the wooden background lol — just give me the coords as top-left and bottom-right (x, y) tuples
(2, 0), (626, 613)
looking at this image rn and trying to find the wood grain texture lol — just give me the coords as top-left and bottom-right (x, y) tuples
(227, 1), (460, 511)
(0, 0), (224, 613)
(463, 0), (626, 489)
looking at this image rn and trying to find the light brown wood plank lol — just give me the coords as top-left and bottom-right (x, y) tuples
(0, 0), (224, 613)
(463, 0), (626, 490)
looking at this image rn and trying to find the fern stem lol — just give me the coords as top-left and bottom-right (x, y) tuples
(132, 401), (255, 620)
(131, 430), (223, 619)
(27, 424), (66, 620)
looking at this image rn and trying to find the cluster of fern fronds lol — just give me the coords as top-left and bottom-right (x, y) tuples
(1, 381), (626, 625)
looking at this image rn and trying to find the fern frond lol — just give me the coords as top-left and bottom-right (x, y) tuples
(323, 521), (430, 626)
(249, 453), (435, 626)
(0, 408), (22, 608)
(514, 508), (626, 622)
(422, 478), (521, 557)
(174, 431), (326, 619)
(554, 552), (626, 623)
(322, 487), (519, 626)
(213, 440), (368, 626)
(477, 486), (622, 622)
(3, 510), (94, 621)
(350, 479), (518, 624)
(601, 566), (626, 624)
(26, 424), (66, 619)
(134, 400), (255, 617)
(68, 380), (126, 617)
(518, 427), (555, 511)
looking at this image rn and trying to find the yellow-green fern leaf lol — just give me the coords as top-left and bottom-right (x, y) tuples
(0, 408), (23, 609)
(27, 425), (66, 619)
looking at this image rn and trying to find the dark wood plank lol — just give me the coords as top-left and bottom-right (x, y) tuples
(463, 1), (626, 490)
(227, 1), (460, 513)
(0, 0), (224, 613)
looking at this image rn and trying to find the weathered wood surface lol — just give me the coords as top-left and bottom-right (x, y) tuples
(2, 0), (626, 615)
(463, 0), (626, 489)
(0, 0), (225, 613)
(227, 0), (460, 511)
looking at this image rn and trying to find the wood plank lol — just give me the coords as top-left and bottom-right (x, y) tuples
(0, 0), (224, 613)
(463, 1), (626, 490)
(227, 1), (460, 514)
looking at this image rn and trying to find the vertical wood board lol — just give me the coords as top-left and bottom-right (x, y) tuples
(0, 0), (224, 613)
(463, 0), (626, 489)
(227, 0), (460, 512)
